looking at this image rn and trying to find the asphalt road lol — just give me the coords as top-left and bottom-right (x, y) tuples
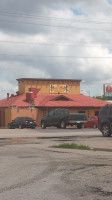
(0, 128), (112, 200)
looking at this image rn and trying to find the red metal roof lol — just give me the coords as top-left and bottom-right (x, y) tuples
(0, 93), (111, 108)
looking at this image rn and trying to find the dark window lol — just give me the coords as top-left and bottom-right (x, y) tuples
(23, 117), (33, 121)
(49, 110), (55, 116)
(14, 117), (22, 122)
(55, 110), (60, 115)
(91, 117), (95, 120)
(95, 111), (99, 116)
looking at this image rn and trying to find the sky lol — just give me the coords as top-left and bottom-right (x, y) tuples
(0, 0), (112, 98)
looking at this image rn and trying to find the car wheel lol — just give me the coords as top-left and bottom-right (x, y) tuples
(93, 123), (97, 128)
(8, 124), (11, 129)
(19, 125), (23, 129)
(41, 121), (46, 129)
(60, 121), (66, 129)
(77, 124), (82, 129)
(101, 124), (111, 137)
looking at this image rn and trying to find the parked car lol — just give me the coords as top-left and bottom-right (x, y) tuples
(84, 116), (98, 128)
(8, 117), (37, 129)
(41, 108), (87, 129)
(98, 104), (112, 137)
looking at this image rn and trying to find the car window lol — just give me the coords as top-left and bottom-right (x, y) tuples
(14, 117), (22, 122)
(100, 105), (112, 115)
(64, 110), (69, 115)
(87, 117), (91, 120)
(91, 117), (95, 120)
(109, 107), (112, 115)
(24, 117), (33, 121)
(49, 110), (55, 116)
(55, 110), (60, 115)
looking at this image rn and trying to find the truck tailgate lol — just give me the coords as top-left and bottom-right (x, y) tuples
(69, 113), (87, 121)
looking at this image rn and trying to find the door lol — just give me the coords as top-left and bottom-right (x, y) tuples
(46, 110), (55, 126)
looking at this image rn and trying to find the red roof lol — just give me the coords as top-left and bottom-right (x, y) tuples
(0, 93), (111, 108)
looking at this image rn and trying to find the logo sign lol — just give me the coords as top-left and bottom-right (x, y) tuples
(50, 84), (68, 93)
(104, 84), (112, 96)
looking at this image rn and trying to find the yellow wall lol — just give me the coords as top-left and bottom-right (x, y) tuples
(11, 107), (37, 121)
(5, 108), (12, 127)
(3, 107), (38, 127)
(0, 106), (100, 127)
(18, 80), (80, 95)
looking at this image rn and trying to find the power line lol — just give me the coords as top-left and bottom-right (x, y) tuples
(0, 40), (111, 47)
(1, 19), (112, 31)
(0, 11), (112, 25)
(0, 54), (112, 58)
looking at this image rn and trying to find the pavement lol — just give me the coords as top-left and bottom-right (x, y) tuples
(0, 127), (112, 152)
(1, 128), (112, 200)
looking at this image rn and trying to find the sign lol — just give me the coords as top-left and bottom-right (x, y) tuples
(104, 84), (112, 96)
(50, 84), (68, 93)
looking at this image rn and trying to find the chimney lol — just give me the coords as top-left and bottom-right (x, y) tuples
(26, 91), (35, 103)
(29, 88), (40, 98)
(7, 93), (9, 100)
(16, 91), (19, 96)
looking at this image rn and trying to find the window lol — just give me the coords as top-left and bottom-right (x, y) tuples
(49, 110), (55, 116)
(95, 111), (99, 116)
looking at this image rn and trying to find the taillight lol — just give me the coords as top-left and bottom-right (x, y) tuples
(68, 114), (71, 119)
(24, 120), (28, 124)
(34, 120), (37, 123)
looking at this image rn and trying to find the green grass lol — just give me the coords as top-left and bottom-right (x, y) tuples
(52, 143), (90, 150)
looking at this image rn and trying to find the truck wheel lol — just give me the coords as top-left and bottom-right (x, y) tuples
(60, 121), (66, 129)
(41, 121), (46, 129)
(93, 123), (97, 128)
(101, 124), (111, 137)
(77, 124), (82, 129)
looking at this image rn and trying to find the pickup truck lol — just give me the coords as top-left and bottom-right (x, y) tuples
(41, 108), (87, 129)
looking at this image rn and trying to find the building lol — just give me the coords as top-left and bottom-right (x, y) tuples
(0, 78), (110, 127)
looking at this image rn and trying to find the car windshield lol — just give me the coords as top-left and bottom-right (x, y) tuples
(24, 117), (33, 121)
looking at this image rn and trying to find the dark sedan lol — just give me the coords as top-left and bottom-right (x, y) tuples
(8, 117), (37, 129)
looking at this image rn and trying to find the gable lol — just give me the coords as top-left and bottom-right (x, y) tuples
(50, 95), (73, 101)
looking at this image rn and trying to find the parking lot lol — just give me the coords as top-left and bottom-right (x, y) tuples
(0, 128), (112, 200)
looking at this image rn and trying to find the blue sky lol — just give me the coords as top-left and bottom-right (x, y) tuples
(70, 8), (85, 16)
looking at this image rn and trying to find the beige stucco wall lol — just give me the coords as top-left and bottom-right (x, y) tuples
(0, 106), (100, 127)
(4, 107), (37, 127)
(11, 107), (37, 120)
(18, 80), (80, 95)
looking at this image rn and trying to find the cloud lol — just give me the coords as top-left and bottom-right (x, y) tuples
(0, 0), (112, 97)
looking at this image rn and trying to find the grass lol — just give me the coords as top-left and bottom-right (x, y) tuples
(51, 143), (112, 152)
(52, 143), (90, 150)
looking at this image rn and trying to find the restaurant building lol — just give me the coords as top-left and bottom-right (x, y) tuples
(0, 78), (109, 127)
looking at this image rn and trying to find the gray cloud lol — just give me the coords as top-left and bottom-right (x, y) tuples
(0, 0), (112, 98)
